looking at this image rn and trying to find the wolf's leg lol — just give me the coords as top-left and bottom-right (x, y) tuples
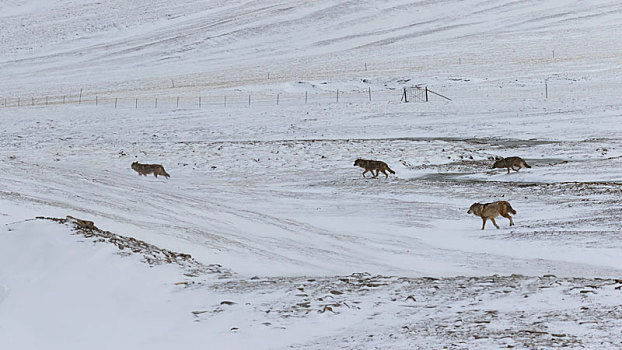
(372, 169), (379, 178)
(506, 167), (510, 174)
(362, 170), (368, 177)
(154, 173), (158, 178)
(491, 218), (500, 229)
(481, 218), (487, 230)
(380, 169), (388, 178)
(501, 213), (514, 226)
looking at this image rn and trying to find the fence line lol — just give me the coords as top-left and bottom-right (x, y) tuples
(4, 79), (615, 111)
(0, 88), (434, 110)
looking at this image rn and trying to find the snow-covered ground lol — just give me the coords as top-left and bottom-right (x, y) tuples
(1, 0), (621, 348)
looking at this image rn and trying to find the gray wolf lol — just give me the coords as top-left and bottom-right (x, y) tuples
(467, 201), (516, 230)
(131, 162), (170, 179)
(492, 156), (531, 174)
(354, 159), (395, 178)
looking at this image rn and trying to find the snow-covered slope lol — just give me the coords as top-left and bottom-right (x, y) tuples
(2, 0), (621, 95)
(1, 0), (621, 348)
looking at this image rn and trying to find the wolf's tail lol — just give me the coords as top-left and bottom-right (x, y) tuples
(387, 167), (395, 174)
(507, 203), (517, 215)
(523, 161), (531, 168)
(159, 168), (170, 178)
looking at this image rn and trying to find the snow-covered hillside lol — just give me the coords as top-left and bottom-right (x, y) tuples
(1, 0), (621, 348)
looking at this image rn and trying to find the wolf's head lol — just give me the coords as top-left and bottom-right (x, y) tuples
(492, 157), (505, 169)
(354, 159), (363, 167)
(467, 202), (481, 215)
(131, 162), (139, 170)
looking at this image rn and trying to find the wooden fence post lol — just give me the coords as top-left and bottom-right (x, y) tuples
(176, 96), (179, 108)
(277, 94), (279, 105)
(79, 88), (83, 104)
(155, 98), (158, 108)
(199, 96), (202, 108)
(368, 87), (371, 101)
(135, 98), (138, 109)
(63, 96), (66, 104)
(545, 81), (548, 98)
(18, 97), (20, 107)
(115, 98), (118, 108)
(224, 96), (227, 107)
(248, 94), (251, 106)
(305, 91), (308, 104)
(32, 97), (34, 106)
(336, 89), (339, 102)
(96, 96), (98, 106)
(425, 87), (428, 102)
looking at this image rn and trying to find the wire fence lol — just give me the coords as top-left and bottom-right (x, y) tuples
(0, 88), (422, 109)
(0, 87), (437, 110)
(2, 78), (616, 110)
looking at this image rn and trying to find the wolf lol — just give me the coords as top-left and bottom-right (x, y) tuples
(467, 201), (516, 230)
(492, 156), (531, 174)
(131, 162), (170, 179)
(353, 159), (395, 178)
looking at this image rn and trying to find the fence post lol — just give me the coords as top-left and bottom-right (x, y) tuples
(199, 96), (202, 108)
(425, 87), (428, 102)
(115, 98), (118, 108)
(155, 98), (158, 108)
(63, 96), (66, 104)
(248, 94), (251, 106)
(96, 96), (98, 106)
(545, 81), (548, 98)
(176, 96), (179, 108)
(305, 91), (307, 104)
(18, 98), (20, 107)
(336, 89), (339, 103)
(135, 98), (138, 109)
(277, 94), (279, 105)
(224, 96), (227, 107)
(79, 88), (83, 104)
(368, 87), (371, 101)
(32, 97), (34, 106)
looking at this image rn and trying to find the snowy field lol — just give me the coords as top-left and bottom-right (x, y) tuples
(1, 0), (621, 349)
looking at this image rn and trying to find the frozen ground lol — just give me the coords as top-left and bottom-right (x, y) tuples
(1, 0), (621, 349)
